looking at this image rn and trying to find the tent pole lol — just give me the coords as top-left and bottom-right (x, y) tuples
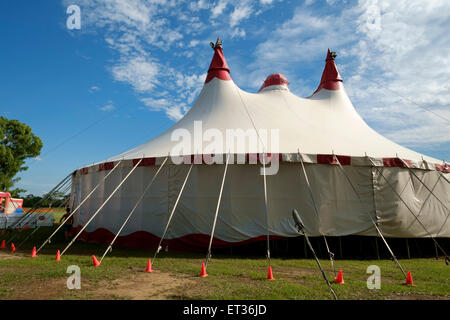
(37, 159), (123, 254)
(60, 158), (142, 257)
(152, 162), (193, 261)
(298, 151), (336, 277)
(99, 157), (169, 262)
(262, 152), (272, 265)
(434, 241), (439, 260)
(335, 155), (407, 277)
(375, 237), (380, 260)
(303, 236), (308, 258)
(205, 153), (230, 268)
(292, 209), (338, 300)
(369, 158), (449, 265)
(406, 239), (411, 259)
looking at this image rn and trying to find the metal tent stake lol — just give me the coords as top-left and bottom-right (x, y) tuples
(298, 151), (336, 277)
(292, 209), (337, 301)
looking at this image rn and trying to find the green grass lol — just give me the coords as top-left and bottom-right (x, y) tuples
(0, 226), (449, 300)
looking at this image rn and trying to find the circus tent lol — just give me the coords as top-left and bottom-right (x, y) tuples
(67, 39), (450, 253)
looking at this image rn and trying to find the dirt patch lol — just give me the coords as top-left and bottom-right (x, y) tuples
(274, 266), (318, 283)
(9, 278), (68, 300)
(276, 267), (317, 277)
(5, 270), (197, 300)
(0, 251), (23, 260)
(88, 270), (196, 300)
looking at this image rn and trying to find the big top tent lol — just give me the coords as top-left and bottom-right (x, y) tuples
(66, 38), (449, 255)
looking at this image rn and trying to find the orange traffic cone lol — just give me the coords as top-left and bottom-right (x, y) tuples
(92, 255), (101, 267)
(145, 259), (153, 273)
(55, 250), (61, 261)
(199, 263), (208, 277)
(405, 271), (415, 286)
(30, 246), (37, 258)
(334, 269), (344, 284)
(0, 240), (5, 249)
(267, 266), (275, 280)
(10, 243), (16, 253)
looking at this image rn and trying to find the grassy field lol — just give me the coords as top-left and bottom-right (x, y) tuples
(0, 223), (448, 300)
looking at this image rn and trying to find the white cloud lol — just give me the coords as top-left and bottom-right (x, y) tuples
(248, 0), (450, 150)
(63, 0), (450, 154)
(99, 102), (116, 112)
(89, 85), (100, 93)
(231, 28), (246, 39)
(326, 0), (347, 5)
(211, 0), (230, 19)
(230, 5), (253, 27)
(112, 57), (159, 92)
(188, 39), (200, 47)
(190, 0), (210, 11)
(141, 97), (186, 121)
(345, 0), (450, 148)
(174, 72), (206, 104)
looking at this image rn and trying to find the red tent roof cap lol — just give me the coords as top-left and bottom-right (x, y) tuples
(258, 73), (289, 92)
(313, 48), (343, 94)
(205, 37), (231, 83)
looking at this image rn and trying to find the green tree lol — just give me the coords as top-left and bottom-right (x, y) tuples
(0, 117), (43, 197)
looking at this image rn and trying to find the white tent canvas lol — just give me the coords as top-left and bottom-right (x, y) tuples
(69, 41), (450, 251)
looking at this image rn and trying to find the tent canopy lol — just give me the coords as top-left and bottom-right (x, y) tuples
(103, 40), (445, 171)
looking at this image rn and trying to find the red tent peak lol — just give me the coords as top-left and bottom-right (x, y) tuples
(313, 49), (343, 94)
(258, 73), (289, 92)
(205, 37), (231, 83)
(326, 48), (337, 61)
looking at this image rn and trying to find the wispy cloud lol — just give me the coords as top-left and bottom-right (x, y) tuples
(345, 0), (450, 148)
(62, 0), (276, 121)
(112, 56), (159, 92)
(89, 85), (100, 93)
(245, 0), (450, 149)
(99, 101), (116, 112)
(141, 97), (186, 121)
(230, 4), (253, 27)
(63, 0), (450, 152)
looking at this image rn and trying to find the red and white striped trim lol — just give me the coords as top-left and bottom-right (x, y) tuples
(98, 162), (114, 171)
(74, 153), (450, 176)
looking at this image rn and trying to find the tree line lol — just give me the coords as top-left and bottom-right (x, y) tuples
(22, 191), (70, 208)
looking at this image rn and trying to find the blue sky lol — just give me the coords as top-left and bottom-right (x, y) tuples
(0, 0), (449, 196)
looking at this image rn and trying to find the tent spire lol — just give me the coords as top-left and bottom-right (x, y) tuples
(205, 37), (231, 83)
(313, 49), (343, 94)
